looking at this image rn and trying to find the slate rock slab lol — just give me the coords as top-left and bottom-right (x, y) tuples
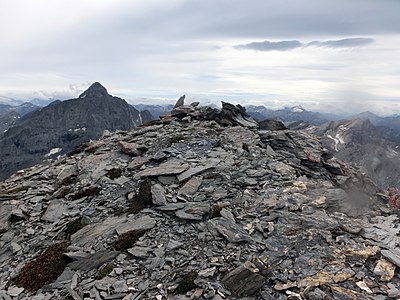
(69, 250), (119, 271)
(222, 261), (265, 296)
(175, 203), (210, 220)
(71, 215), (156, 246)
(137, 160), (189, 177)
(151, 184), (167, 205)
(208, 217), (252, 243)
(0, 205), (13, 233)
(41, 199), (68, 223)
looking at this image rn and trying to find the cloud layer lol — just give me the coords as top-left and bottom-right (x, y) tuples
(235, 38), (374, 52)
(0, 0), (399, 114)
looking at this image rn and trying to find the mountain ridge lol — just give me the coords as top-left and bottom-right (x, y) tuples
(1, 98), (397, 299)
(0, 83), (150, 180)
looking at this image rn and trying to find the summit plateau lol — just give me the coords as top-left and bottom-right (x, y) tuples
(0, 96), (399, 300)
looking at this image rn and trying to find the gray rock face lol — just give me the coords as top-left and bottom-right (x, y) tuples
(41, 199), (68, 223)
(219, 102), (258, 128)
(0, 205), (13, 233)
(0, 100), (393, 299)
(308, 118), (400, 189)
(173, 95), (185, 109)
(0, 82), (144, 180)
(0, 103), (39, 135)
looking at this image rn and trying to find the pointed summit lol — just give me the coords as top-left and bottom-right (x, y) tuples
(79, 82), (109, 99)
(173, 95), (185, 108)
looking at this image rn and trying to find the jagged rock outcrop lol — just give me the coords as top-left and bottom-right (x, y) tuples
(0, 83), (148, 180)
(0, 101), (397, 300)
(168, 97), (258, 128)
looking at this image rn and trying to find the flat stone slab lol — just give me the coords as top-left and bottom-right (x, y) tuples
(115, 215), (156, 235)
(381, 249), (400, 268)
(127, 246), (153, 258)
(7, 286), (24, 297)
(208, 217), (252, 243)
(178, 176), (203, 195)
(41, 199), (68, 223)
(72, 215), (156, 246)
(137, 160), (189, 177)
(69, 250), (119, 271)
(177, 165), (215, 182)
(155, 203), (186, 211)
(175, 203), (210, 220)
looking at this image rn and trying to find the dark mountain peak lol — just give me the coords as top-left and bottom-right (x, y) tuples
(79, 82), (109, 99)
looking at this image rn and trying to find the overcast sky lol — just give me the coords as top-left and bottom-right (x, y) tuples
(1, 0), (399, 114)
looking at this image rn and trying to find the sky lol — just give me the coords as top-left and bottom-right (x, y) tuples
(0, 0), (400, 114)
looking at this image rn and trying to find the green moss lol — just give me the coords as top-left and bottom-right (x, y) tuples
(18, 242), (70, 292)
(113, 230), (146, 251)
(175, 271), (198, 294)
(106, 168), (123, 179)
(96, 264), (114, 280)
(127, 179), (153, 214)
(170, 134), (185, 144)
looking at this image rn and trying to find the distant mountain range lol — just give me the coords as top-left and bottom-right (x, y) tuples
(245, 104), (400, 189)
(0, 82), (152, 180)
(306, 118), (400, 189)
(133, 104), (174, 120)
(246, 105), (343, 125)
(2, 93), (400, 189)
(0, 102), (40, 134)
(246, 104), (400, 144)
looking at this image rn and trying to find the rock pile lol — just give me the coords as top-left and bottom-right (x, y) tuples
(0, 99), (398, 300)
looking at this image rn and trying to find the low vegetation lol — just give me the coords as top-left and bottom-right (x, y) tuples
(126, 179), (153, 214)
(96, 264), (114, 280)
(113, 229), (146, 251)
(175, 271), (198, 294)
(18, 242), (70, 292)
(169, 134), (185, 144)
(106, 167), (123, 179)
(210, 203), (227, 218)
(63, 217), (88, 239)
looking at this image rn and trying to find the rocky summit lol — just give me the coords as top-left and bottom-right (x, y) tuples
(0, 83), (152, 181)
(0, 98), (399, 300)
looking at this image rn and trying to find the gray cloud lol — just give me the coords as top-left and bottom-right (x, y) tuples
(0, 0), (399, 114)
(152, 0), (400, 39)
(235, 40), (303, 51)
(308, 38), (374, 48)
(235, 38), (374, 51)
